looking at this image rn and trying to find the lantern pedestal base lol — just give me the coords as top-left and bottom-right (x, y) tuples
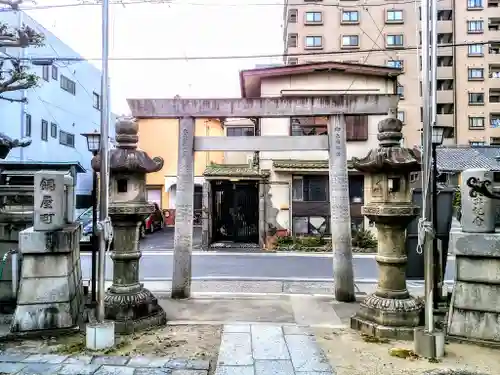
(351, 293), (424, 341)
(104, 285), (166, 334)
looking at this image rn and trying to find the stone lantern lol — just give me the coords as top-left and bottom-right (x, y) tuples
(350, 117), (423, 340)
(92, 117), (166, 333)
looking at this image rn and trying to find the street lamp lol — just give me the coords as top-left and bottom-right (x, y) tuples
(81, 130), (101, 307)
(430, 125), (452, 311)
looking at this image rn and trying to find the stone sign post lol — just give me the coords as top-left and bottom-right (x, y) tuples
(11, 170), (83, 334)
(92, 117), (167, 333)
(350, 117), (423, 339)
(447, 168), (500, 344)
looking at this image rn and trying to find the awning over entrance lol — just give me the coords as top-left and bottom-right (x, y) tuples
(203, 163), (270, 179)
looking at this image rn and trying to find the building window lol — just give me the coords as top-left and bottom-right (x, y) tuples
(397, 84), (405, 99)
(386, 10), (403, 23)
(59, 130), (75, 147)
(305, 36), (322, 48)
(292, 175), (328, 202)
(288, 34), (298, 48)
(226, 127), (254, 136)
(467, 20), (484, 33)
(469, 116), (485, 129)
(51, 65), (58, 80)
(42, 66), (49, 82)
(468, 44), (484, 56)
(341, 10), (359, 23)
(50, 122), (57, 138)
(25, 114), (31, 137)
(387, 60), (404, 70)
(305, 11), (322, 24)
(288, 9), (297, 23)
(287, 57), (298, 65)
(397, 111), (405, 123)
(470, 141), (486, 146)
(93, 92), (101, 110)
(60, 75), (76, 95)
(341, 35), (359, 48)
(468, 92), (485, 105)
(386, 34), (404, 47)
(468, 0), (483, 8)
(468, 68), (484, 80)
(290, 115), (368, 141)
(41, 119), (48, 141)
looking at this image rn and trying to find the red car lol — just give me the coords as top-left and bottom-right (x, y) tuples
(143, 202), (165, 234)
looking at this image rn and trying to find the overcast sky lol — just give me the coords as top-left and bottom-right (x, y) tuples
(25, 0), (284, 115)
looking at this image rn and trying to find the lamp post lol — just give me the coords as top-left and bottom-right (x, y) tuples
(81, 130), (101, 307)
(430, 125), (451, 310)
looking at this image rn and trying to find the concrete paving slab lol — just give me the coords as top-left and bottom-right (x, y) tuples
(251, 325), (290, 360)
(224, 325), (251, 333)
(217, 332), (253, 366)
(158, 297), (295, 323)
(284, 335), (332, 373)
(290, 296), (342, 327)
(254, 359), (295, 375)
(215, 365), (254, 375)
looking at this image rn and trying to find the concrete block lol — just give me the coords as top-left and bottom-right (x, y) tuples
(453, 282), (500, 312)
(17, 276), (71, 304)
(22, 354), (68, 363)
(456, 257), (500, 284)
(11, 302), (76, 331)
(251, 325), (290, 360)
(170, 371), (207, 375)
(0, 353), (29, 362)
(285, 335), (332, 373)
(19, 224), (80, 254)
(217, 332), (253, 366)
(86, 321), (116, 351)
(451, 230), (500, 257)
(414, 327), (445, 359)
(21, 254), (74, 277)
(62, 356), (93, 365)
(254, 360), (295, 375)
(448, 308), (500, 342)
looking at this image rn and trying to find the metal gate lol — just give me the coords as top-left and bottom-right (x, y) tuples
(212, 180), (259, 243)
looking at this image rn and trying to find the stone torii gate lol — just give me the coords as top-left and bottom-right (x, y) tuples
(128, 95), (398, 302)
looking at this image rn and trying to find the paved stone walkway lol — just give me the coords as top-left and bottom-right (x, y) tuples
(0, 353), (209, 375)
(215, 324), (334, 375)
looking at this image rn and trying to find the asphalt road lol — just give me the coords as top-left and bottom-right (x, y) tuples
(140, 227), (202, 251)
(80, 252), (456, 282)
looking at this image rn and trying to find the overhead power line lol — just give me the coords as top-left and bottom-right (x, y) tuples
(0, 41), (490, 63)
(0, 0), (443, 12)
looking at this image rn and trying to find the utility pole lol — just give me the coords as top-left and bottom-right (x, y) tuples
(414, 0), (445, 359)
(17, 9), (26, 161)
(97, 0), (111, 323)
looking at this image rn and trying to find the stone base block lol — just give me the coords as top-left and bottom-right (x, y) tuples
(105, 286), (166, 334)
(414, 327), (445, 359)
(350, 315), (417, 340)
(86, 321), (115, 350)
(351, 293), (424, 340)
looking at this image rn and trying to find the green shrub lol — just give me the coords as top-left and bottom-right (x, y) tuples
(352, 229), (377, 249)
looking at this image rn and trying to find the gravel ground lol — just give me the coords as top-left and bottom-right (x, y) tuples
(314, 328), (497, 375)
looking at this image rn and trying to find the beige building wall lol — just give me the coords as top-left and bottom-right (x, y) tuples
(283, 0), (500, 147)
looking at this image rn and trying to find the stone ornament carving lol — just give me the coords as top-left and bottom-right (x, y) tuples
(461, 169), (496, 233)
(350, 116), (423, 340)
(92, 117), (164, 174)
(91, 116), (167, 333)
